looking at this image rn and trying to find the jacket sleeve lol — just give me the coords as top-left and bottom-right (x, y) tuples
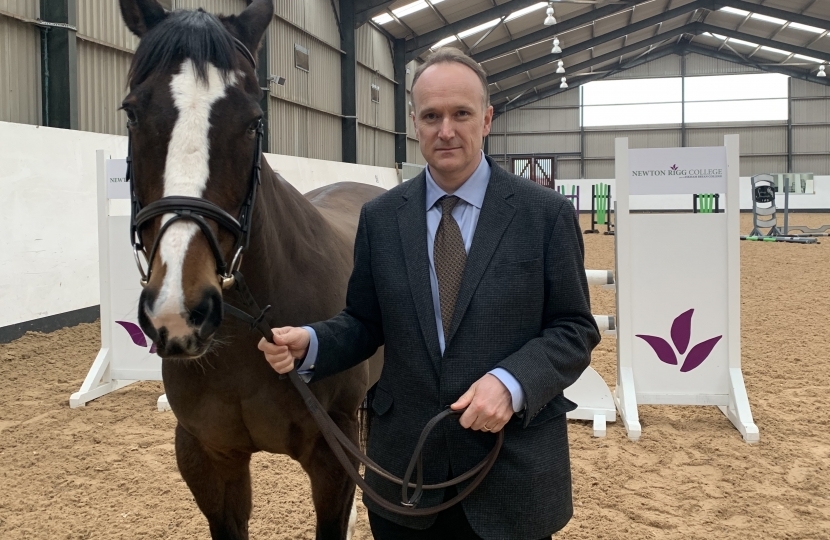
(495, 204), (601, 427)
(306, 204), (384, 381)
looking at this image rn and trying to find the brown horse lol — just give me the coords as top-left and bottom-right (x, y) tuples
(118, 1), (384, 538)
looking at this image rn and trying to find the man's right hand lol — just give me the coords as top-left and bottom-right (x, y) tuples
(258, 327), (311, 374)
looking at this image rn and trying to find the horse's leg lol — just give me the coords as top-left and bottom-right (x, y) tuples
(175, 423), (253, 540)
(300, 411), (360, 540)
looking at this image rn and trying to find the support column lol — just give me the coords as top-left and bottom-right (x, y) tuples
(787, 77), (793, 173)
(394, 38), (408, 167)
(580, 86), (586, 179)
(257, 33), (271, 153)
(40, 0), (78, 129)
(681, 52), (687, 148)
(339, 0), (358, 163)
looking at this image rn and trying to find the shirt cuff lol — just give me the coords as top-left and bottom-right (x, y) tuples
(296, 326), (319, 383)
(489, 367), (526, 413)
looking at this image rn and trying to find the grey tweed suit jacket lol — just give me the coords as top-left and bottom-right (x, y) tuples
(308, 155), (601, 539)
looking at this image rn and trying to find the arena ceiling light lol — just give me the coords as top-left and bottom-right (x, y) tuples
(551, 37), (562, 54)
(560, 77), (568, 88)
(819, 65), (827, 78)
(544, 3), (556, 25)
(556, 60), (565, 74)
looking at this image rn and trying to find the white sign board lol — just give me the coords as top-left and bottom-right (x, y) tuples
(629, 146), (727, 195)
(613, 136), (758, 443)
(106, 158), (130, 200)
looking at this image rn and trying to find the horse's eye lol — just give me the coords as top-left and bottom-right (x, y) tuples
(247, 119), (260, 133)
(123, 107), (138, 126)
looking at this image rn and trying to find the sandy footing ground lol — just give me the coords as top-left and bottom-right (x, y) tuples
(1, 213), (828, 539)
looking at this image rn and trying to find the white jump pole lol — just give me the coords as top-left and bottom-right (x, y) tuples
(585, 269), (614, 286)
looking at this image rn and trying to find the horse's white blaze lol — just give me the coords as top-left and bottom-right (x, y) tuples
(148, 60), (236, 336)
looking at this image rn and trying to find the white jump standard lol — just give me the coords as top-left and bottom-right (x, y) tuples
(612, 136), (758, 443)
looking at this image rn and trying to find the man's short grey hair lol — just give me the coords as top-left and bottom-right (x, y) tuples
(411, 47), (490, 109)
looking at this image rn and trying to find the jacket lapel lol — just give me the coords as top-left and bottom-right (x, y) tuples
(397, 173), (443, 372)
(445, 159), (516, 348)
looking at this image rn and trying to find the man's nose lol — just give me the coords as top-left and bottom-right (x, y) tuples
(438, 117), (455, 139)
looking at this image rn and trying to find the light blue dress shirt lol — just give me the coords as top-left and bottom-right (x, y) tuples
(298, 151), (526, 413)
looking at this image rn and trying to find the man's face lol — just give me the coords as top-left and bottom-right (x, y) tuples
(411, 62), (494, 180)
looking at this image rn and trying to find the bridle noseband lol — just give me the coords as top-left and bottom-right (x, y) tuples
(128, 36), (263, 290)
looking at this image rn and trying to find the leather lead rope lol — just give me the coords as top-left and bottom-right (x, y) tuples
(224, 270), (504, 517)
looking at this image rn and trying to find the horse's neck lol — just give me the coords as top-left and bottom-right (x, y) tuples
(241, 164), (330, 298)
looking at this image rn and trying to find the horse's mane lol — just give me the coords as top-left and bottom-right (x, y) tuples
(128, 9), (237, 86)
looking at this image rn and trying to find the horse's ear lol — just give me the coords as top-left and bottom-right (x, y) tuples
(119, 0), (168, 37)
(226, 0), (274, 56)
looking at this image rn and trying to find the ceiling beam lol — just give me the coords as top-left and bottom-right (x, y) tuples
(493, 19), (830, 103)
(698, 22), (830, 63)
(404, 0), (544, 62)
(355, 0), (397, 26)
(491, 24), (692, 103)
(718, 0), (829, 32)
(470, 0), (655, 64)
(494, 44), (684, 116)
(488, 0), (714, 84)
(685, 43), (830, 85)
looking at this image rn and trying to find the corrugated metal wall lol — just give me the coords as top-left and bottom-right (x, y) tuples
(75, 0), (142, 135)
(490, 51), (830, 179)
(175, 0), (245, 16)
(405, 59), (426, 165)
(1, 1), (401, 168)
(0, 12), (40, 125)
(355, 24), (396, 168)
(0, 0), (38, 18)
(77, 0), (139, 51)
(267, 12), (342, 160)
(792, 78), (830, 175)
(77, 39), (133, 135)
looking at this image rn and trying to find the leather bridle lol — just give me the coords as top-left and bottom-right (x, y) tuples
(126, 35), (503, 517)
(129, 37), (263, 291)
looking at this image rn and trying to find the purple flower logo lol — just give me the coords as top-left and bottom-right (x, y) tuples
(670, 164), (679, 171)
(115, 321), (157, 354)
(636, 309), (721, 373)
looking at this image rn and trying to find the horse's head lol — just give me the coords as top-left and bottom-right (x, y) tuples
(119, 0), (273, 358)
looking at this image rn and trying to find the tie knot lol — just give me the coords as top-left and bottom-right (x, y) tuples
(439, 195), (461, 216)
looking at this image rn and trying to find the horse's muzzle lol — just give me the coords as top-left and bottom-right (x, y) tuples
(138, 288), (223, 358)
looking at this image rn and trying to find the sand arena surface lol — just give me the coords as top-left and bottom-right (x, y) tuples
(1, 213), (828, 539)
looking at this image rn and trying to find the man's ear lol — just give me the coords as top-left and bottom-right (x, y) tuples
(119, 0), (167, 38)
(223, 0), (274, 56)
(482, 104), (494, 137)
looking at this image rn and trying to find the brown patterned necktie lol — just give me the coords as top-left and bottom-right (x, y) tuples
(434, 195), (467, 339)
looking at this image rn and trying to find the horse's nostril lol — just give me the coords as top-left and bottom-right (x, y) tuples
(190, 289), (223, 338)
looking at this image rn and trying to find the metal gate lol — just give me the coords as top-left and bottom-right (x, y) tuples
(511, 157), (554, 188)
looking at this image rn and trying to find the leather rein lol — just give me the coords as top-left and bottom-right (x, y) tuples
(126, 37), (503, 517)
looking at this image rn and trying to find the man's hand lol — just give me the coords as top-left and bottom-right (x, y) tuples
(257, 327), (311, 374)
(450, 374), (513, 433)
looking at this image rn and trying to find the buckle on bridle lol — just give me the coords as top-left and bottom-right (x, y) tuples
(133, 245), (150, 286)
(220, 246), (245, 289)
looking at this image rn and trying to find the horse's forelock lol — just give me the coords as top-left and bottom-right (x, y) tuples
(128, 9), (238, 87)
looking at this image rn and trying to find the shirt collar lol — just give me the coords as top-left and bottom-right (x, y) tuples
(425, 151), (490, 211)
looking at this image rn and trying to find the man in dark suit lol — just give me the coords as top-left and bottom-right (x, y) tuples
(259, 47), (600, 540)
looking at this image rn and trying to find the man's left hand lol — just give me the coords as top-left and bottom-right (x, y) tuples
(450, 374), (513, 433)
